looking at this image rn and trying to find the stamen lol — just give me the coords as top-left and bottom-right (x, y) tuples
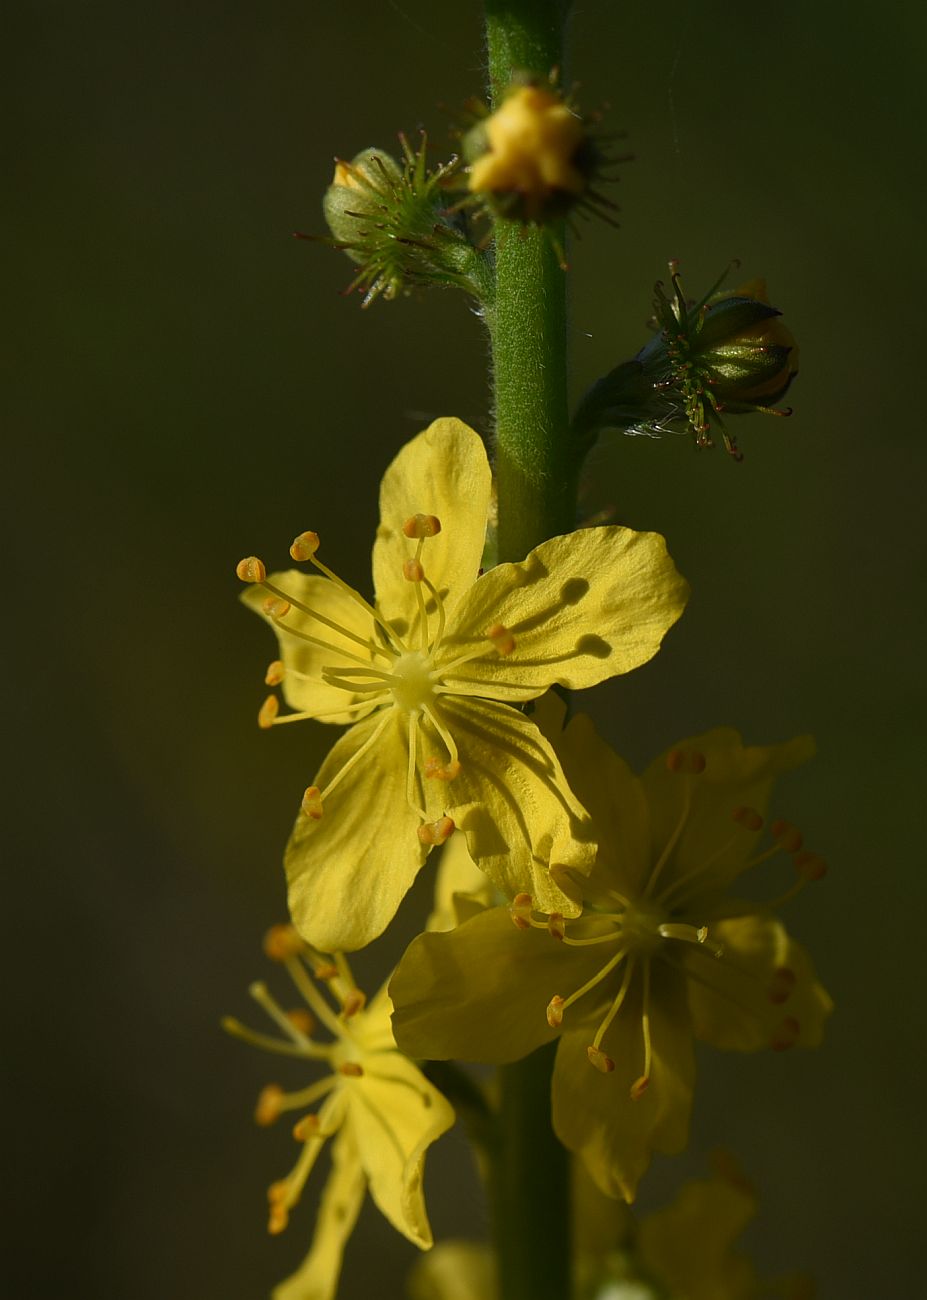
(658, 921), (724, 957)
(587, 1045), (615, 1073)
(421, 704), (460, 772)
(771, 819), (803, 853)
(221, 1016), (329, 1060)
(592, 956), (636, 1051)
(249, 981), (326, 1051)
(265, 659), (285, 686)
(424, 756), (462, 781)
(402, 513), (442, 538)
(300, 786), (323, 819)
(403, 558), (425, 582)
(289, 531), (320, 560)
(630, 959), (652, 1101)
(339, 1061), (364, 1077)
(768, 966), (797, 1004)
(255, 1084), (285, 1125)
(303, 539), (408, 654)
(282, 956), (346, 1040)
(666, 747), (706, 775)
(286, 1008), (316, 1035)
(263, 595), (291, 618)
(560, 947), (629, 1020)
(341, 989), (366, 1019)
(421, 575), (447, 650)
(418, 815), (455, 846)
(770, 1017), (800, 1051)
(258, 1076), (338, 1124)
(312, 962), (339, 982)
(292, 1113), (321, 1141)
(547, 995), (565, 1027)
(258, 695), (279, 729)
(547, 913), (565, 941)
(733, 805), (764, 832)
(643, 776), (694, 898)
(511, 893), (533, 930)
(406, 712), (428, 819)
(487, 622), (516, 656)
(793, 849), (827, 881)
(236, 556), (266, 583)
(315, 708), (395, 805)
(270, 612), (390, 670)
(263, 924), (305, 962)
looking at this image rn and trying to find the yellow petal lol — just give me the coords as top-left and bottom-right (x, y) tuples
(344, 1054), (454, 1247)
(372, 418), (492, 632)
(681, 914), (833, 1051)
(407, 1241), (497, 1300)
(285, 709), (428, 952)
(438, 526), (688, 700)
(427, 831), (496, 932)
(552, 962), (694, 1203)
(242, 571), (380, 723)
(271, 1130), (366, 1300)
(437, 695), (595, 914)
(642, 728), (815, 898)
(390, 907), (606, 1064)
(637, 1172), (758, 1300)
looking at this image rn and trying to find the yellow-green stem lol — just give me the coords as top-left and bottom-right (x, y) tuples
(484, 5), (574, 1299)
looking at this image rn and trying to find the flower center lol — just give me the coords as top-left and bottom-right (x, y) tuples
(616, 900), (666, 956)
(388, 650), (436, 712)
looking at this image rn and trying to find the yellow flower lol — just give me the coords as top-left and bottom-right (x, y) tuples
(237, 418), (688, 952)
(391, 700), (832, 1202)
(223, 925), (454, 1300)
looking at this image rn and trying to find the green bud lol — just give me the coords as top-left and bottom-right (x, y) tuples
(573, 263), (799, 460)
(319, 135), (489, 307)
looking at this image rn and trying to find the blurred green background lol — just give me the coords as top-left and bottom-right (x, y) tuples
(6, 1), (924, 1296)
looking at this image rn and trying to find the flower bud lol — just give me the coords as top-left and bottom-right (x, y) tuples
(572, 264), (799, 460)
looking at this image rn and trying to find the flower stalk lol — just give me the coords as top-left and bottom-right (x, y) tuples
(484, 3), (575, 1296)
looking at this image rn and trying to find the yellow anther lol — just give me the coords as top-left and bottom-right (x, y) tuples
(339, 1061), (364, 1078)
(547, 912), (565, 941)
(301, 786), (323, 819)
(341, 988), (367, 1019)
(286, 1008), (316, 1036)
(417, 815), (455, 846)
(425, 756), (462, 781)
(768, 966), (797, 1005)
(313, 962), (339, 981)
(262, 923), (304, 962)
(487, 622), (516, 656)
(403, 558), (425, 582)
(732, 805), (764, 832)
(402, 513), (442, 538)
(666, 748), (706, 775)
(587, 1044), (615, 1073)
(770, 1016), (800, 1051)
(771, 819), (803, 853)
(267, 1204), (289, 1235)
(262, 596), (291, 618)
(546, 995), (565, 1028)
(236, 556), (266, 583)
(265, 659), (285, 686)
(289, 530), (321, 560)
(292, 1114), (321, 1142)
(267, 1179), (289, 1205)
(629, 1075), (650, 1101)
(793, 849), (827, 881)
(511, 893), (533, 931)
(258, 695), (279, 729)
(255, 1084), (285, 1127)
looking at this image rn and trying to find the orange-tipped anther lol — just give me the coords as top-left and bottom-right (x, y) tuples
(402, 513), (442, 538)
(292, 1113), (321, 1142)
(313, 962), (339, 981)
(587, 1045), (615, 1073)
(258, 695), (279, 729)
(770, 1016), (800, 1051)
(265, 659), (285, 686)
(267, 1179), (288, 1205)
(768, 966), (797, 1005)
(666, 748), (706, 775)
(793, 850), (827, 881)
(771, 819), (803, 853)
(236, 556), (266, 583)
(262, 596), (291, 619)
(546, 995), (565, 1028)
(301, 786), (323, 819)
(255, 1084), (285, 1126)
(403, 558), (425, 582)
(263, 923), (304, 962)
(733, 805), (764, 832)
(630, 1075), (650, 1101)
(510, 893), (533, 931)
(547, 913), (565, 941)
(286, 1008), (315, 1036)
(289, 531), (320, 561)
(339, 1061), (364, 1078)
(418, 815), (455, 846)
(341, 989), (367, 1019)
(424, 756), (461, 781)
(267, 1204), (289, 1235)
(487, 623), (516, 656)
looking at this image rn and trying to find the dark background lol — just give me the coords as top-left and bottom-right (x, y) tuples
(5, 1), (924, 1296)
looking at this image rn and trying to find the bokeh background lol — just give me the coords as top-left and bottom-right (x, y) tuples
(6, 1), (925, 1296)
